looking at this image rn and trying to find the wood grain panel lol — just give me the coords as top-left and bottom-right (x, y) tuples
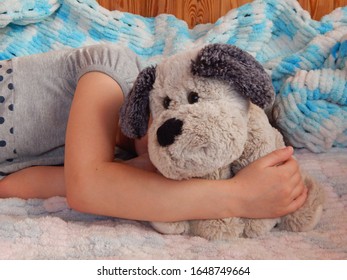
(300, 0), (347, 19)
(97, 0), (347, 28)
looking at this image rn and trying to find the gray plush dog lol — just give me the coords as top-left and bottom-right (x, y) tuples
(120, 43), (324, 240)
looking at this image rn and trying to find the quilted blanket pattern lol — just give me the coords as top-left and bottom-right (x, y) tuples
(0, 148), (346, 259)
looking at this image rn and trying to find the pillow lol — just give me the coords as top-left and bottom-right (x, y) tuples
(0, 0), (60, 28)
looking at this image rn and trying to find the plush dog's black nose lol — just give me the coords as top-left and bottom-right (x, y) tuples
(157, 118), (183, 147)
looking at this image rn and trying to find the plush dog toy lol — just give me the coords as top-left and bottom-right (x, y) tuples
(120, 43), (324, 240)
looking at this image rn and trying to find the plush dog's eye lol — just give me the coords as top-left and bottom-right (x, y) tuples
(188, 92), (199, 104)
(163, 96), (171, 109)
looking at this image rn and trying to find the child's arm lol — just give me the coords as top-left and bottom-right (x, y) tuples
(0, 72), (307, 221)
(63, 72), (307, 222)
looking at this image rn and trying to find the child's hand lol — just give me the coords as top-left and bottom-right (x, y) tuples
(232, 146), (308, 219)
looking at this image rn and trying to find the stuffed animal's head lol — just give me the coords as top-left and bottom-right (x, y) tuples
(120, 44), (274, 179)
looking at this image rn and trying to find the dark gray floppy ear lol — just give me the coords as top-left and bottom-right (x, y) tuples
(191, 43), (274, 109)
(120, 65), (156, 138)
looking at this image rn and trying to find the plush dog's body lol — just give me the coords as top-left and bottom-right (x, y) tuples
(120, 44), (324, 240)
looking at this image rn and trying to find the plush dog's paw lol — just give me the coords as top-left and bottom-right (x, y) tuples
(150, 221), (190, 235)
(243, 218), (279, 238)
(279, 175), (324, 232)
(279, 204), (324, 232)
(190, 218), (245, 240)
(300, 204), (323, 231)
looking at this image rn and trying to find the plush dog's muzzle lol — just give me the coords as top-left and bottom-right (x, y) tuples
(156, 118), (183, 147)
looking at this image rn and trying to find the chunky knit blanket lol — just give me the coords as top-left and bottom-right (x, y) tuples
(0, 0), (347, 151)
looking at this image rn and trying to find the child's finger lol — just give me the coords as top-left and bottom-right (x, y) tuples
(259, 146), (294, 168)
(288, 186), (308, 213)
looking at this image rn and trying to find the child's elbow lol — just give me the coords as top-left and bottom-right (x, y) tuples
(65, 173), (93, 214)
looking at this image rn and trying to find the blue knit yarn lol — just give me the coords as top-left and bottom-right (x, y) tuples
(0, 0), (347, 152)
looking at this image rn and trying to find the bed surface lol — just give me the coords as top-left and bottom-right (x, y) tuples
(0, 148), (346, 259)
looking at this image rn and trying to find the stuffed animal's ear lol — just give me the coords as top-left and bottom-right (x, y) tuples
(191, 43), (274, 109)
(120, 65), (156, 138)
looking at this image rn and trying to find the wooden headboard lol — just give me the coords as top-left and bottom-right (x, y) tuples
(97, 0), (347, 28)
